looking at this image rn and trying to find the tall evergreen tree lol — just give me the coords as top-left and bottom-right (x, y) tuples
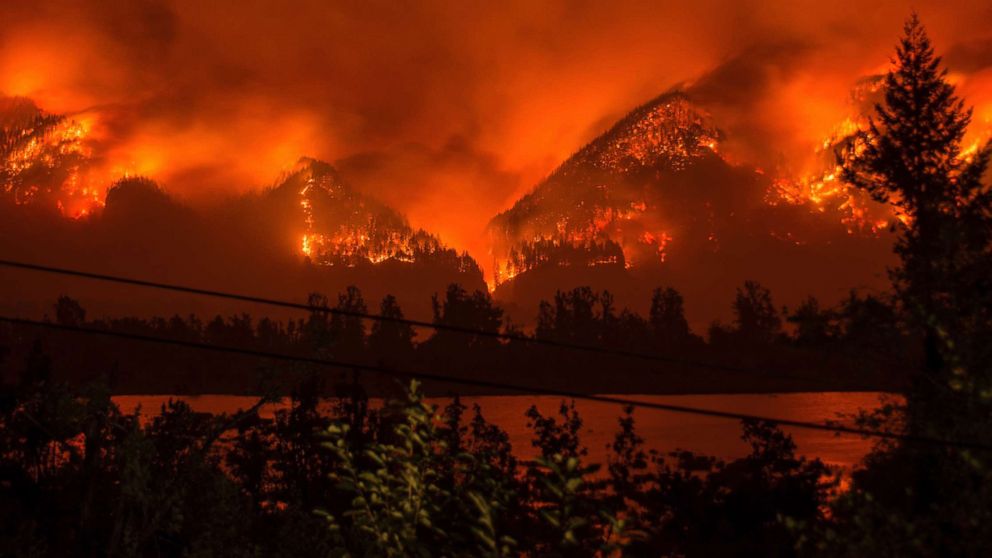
(430, 284), (503, 348)
(368, 294), (415, 361)
(818, 15), (992, 555)
(840, 13), (992, 430)
(732, 281), (781, 344)
(649, 287), (690, 345)
(331, 286), (368, 360)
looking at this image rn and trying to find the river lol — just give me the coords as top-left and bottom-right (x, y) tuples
(114, 391), (893, 470)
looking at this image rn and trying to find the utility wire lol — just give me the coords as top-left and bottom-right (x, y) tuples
(2, 315), (988, 452)
(0, 258), (843, 386)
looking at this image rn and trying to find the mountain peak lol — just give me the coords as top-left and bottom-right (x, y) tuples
(486, 92), (726, 284)
(554, 91), (720, 179)
(268, 157), (482, 277)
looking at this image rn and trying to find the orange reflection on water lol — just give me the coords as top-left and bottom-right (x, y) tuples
(114, 391), (889, 471)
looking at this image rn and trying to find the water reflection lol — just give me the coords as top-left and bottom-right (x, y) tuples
(114, 392), (892, 469)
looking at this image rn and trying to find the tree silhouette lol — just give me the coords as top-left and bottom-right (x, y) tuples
(786, 296), (834, 346)
(53, 296), (86, 327)
(329, 286), (367, 360)
(368, 294), (415, 362)
(649, 287), (691, 346)
(840, 13), (992, 405)
(302, 292), (332, 353)
(430, 284), (503, 349)
(823, 14), (992, 553)
(536, 287), (604, 346)
(836, 291), (901, 351)
(732, 281), (781, 343)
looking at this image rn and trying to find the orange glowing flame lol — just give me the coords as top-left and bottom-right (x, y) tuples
(292, 162), (478, 276)
(768, 97), (992, 236)
(1, 107), (104, 217)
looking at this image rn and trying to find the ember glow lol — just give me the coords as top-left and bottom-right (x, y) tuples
(287, 159), (479, 273)
(0, 101), (102, 218)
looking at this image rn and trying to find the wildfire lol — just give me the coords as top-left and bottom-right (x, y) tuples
(1, 51), (986, 291)
(1, 105), (104, 218)
(299, 178), (316, 256)
(643, 231), (673, 263)
(301, 234), (313, 257)
(297, 181), (407, 267)
(769, 99), (992, 236)
(488, 93), (724, 285)
(820, 118), (861, 151)
(291, 159), (480, 277)
(590, 95), (720, 175)
(960, 128), (991, 163)
(769, 166), (898, 234)
(764, 98), (900, 235)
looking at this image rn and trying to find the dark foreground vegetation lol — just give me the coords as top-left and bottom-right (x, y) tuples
(1, 366), (838, 557)
(2, 14), (992, 557)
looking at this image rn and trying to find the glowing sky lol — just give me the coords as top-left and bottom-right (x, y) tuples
(2, 0), (991, 261)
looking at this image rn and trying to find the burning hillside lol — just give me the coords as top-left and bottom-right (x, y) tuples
(487, 88), (908, 287)
(274, 158), (482, 276)
(0, 97), (102, 218)
(0, 93), (482, 285)
(488, 93), (722, 284)
(764, 76), (905, 233)
(0, 97), (486, 321)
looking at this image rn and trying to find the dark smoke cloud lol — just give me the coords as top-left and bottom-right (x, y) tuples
(946, 37), (992, 73)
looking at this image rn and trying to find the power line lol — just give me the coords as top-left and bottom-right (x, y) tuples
(2, 315), (988, 452)
(0, 258), (838, 386)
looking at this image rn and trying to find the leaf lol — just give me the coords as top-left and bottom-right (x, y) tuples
(565, 477), (584, 493)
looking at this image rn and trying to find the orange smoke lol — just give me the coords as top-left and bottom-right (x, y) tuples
(1, 0), (991, 285)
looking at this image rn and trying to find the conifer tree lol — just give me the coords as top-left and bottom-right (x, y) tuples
(649, 287), (691, 345)
(368, 294), (415, 359)
(822, 15), (992, 555)
(840, 13), (992, 430)
(732, 280), (781, 344)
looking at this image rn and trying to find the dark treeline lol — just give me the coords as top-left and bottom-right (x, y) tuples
(0, 279), (912, 396)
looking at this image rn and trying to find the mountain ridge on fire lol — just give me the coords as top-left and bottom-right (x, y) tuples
(0, 103), (485, 319)
(275, 158), (481, 275)
(487, 90), (897, 328)
(0, 91), (896, 327)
